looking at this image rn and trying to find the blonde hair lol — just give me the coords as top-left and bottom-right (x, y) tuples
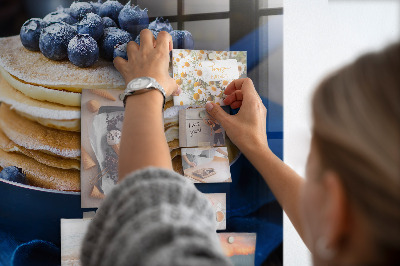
(312, 43), (400, 264)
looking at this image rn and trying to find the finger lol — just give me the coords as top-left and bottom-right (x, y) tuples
(205, 102), (231, 129)
(155, 31), (173, 53)
(139, 29), (155, 51)
(172, 85), (182, 96)
(126, 41), (139, 59)
(230, 101), (242, 109)
(223, 90), (243, 105)
(224, 78), (256, 97)
(113, 56), (127, 73)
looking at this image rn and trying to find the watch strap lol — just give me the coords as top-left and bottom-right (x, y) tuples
(120, 77), (166, 110)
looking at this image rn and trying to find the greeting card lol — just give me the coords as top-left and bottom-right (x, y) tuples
(218, 233), (257, 265)
(179, 107), (230, 148)
(172, 49), (247, 106)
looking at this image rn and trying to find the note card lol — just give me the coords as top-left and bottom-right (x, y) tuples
(172, 49), (247, 106)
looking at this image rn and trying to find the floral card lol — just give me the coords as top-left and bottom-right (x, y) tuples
(172, 49), (247, 106)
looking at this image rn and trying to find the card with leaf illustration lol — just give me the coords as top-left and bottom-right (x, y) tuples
(172, 49), (247, 106)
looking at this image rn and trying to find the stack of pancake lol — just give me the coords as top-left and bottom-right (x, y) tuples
(163, 103), (187, 175)
(0, 35), (125, 191)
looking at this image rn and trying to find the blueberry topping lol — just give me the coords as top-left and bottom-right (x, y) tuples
(99, 0), (124, 25)
(20, 18), (47, 51)
(102, 16), (117, 28)
(99, 27), (132, 60)
(77, 12), (104, 41)
(69, 1), (95, 20)
(0, 166), (27, 184)
(68, 34), (99, 67)
(148, 17), (173, 33)
(43, 10), (77, 25)
(118, 2), (149, 39)
(90, 0), (102, 15)
(113, 42), (128, 60)
(170, 30), (194, 49)
(39, 22), (77, 60)
(134, 29), (158, 45)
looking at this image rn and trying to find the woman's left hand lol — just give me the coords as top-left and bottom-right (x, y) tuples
(113, 29), (179, 97)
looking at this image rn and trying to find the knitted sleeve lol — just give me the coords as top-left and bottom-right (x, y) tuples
(80, 167), (232, 266)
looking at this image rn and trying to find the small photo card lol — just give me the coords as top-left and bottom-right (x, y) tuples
(181, 147), (231, 183)
(172, 49), (247, 106)
(61, 219), (92, 266)
(179, 107), (228, 148)
(218, 233), (257, 266)
(205, 193), (227, 230)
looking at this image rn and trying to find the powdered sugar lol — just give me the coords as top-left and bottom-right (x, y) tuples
(0, 123), (80, 158)
(43, 11), (74, 24)
(24, 21), (38, 32)
(68, 34), (98, 54)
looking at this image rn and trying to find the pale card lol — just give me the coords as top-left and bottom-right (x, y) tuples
(179, 107), (229, 148)
(181, 147), (231, 183)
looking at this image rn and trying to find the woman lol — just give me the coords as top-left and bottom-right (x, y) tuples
(81, 29), (400, 265)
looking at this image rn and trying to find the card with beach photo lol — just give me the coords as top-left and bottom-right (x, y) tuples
(172, 49), (247, 106)
(179, 107), (229, 148)
(181, 147), (231, 183)
(218, 233), (257, 266)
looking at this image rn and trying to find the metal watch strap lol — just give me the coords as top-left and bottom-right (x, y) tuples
(121, 77), (166, 110)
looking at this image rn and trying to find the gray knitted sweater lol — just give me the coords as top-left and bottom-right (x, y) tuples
(81, 167), (232, 266)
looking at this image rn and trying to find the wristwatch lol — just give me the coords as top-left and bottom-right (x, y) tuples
(119, 77), (166, 109)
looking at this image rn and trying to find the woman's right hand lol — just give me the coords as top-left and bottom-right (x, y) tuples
(205, 78), (269, 155)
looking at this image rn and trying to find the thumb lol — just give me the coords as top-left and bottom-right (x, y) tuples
(205, 102), (231, 128)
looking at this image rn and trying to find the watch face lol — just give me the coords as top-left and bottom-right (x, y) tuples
(130, 77), (151, 90)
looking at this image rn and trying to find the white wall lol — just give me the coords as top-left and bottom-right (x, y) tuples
(284, 0), (399, 265)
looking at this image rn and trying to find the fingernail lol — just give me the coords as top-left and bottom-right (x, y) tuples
(177, 86), (182, 95)
(205, 102), (214, 112)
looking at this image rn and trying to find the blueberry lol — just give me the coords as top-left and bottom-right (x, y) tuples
(113, 42), (128, 60)
(99, 0), (124, 25)
(99, 27), (132, 60)
(102, 17), (117, 28)
(118, 2), (149, 39)
(77, 13), (104, 41)
(43, 10), (77, 25)
(134, 30), (158, 45)
(90, 0), (102, 15)
(148, 17), (173, 33)
(68, 34), (99, 67)
(62, 7), (72, 16)
(0, 166), (26, 184)
(20, 18), (47, 51)
(170, 30), (194, 49)
(69, 1), (95, 20)
(39, 22), (77, 61)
